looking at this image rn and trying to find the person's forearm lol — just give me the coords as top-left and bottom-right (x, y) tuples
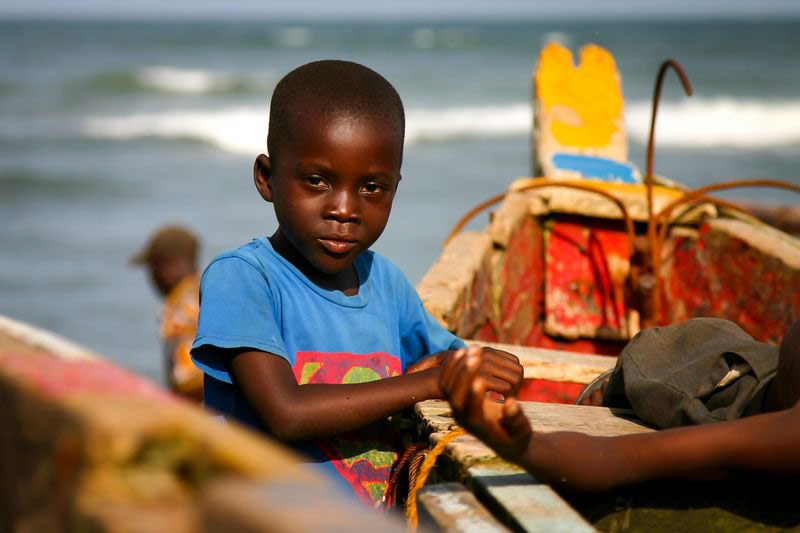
(259, 370), (439, 442)
(518, 404), (800, 491)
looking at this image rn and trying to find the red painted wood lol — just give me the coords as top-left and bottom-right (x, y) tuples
(497, 216), (544, 345)
(518, 378), (586, 404)
(662, 222), (800, 345)
(2, 352), (178, 403)
(545, 215), (631, 340)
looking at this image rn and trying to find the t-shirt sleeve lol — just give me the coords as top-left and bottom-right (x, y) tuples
(191, 256), (289, 384)
(396, 270), (466, 368)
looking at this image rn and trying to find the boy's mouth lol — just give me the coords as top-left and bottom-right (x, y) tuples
(317, 236), (358, 254)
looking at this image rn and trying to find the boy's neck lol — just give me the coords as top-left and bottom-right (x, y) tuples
(268, 232), (360, 296)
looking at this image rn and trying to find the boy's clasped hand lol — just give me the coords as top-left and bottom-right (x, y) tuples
(438, 346), (533, 463)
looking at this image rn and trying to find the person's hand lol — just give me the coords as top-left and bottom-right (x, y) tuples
(439, 345), (524, 398)
(439, 347), (531, 462)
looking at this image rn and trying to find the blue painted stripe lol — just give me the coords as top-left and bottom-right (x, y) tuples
(552, 153), (639, 184)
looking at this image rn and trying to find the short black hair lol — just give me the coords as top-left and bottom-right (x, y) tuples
(267, 60), (405, 161)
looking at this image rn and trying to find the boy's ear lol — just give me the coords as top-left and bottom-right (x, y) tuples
(253, 154), (273, 203)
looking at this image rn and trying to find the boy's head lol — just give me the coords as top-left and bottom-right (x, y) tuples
(266, 60), (405, 164)
(131, 225), (199, 297)
(255, 60), (406, 283)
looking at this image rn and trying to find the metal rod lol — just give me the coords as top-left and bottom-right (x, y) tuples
(645, 59), (693, 325)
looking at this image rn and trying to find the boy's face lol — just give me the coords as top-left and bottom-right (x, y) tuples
(256, 114), (402, 281)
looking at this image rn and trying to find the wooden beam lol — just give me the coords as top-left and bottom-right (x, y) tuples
(468, 467), (595, 533)
(466, 340), (617, 384)
(417, 482), (510, 532)
(415, 400), (655, 532)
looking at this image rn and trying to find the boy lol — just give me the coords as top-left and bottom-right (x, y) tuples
(441, 318), (800, 491)
(131, 225), (203, 400)
(190, 60), (523, 505)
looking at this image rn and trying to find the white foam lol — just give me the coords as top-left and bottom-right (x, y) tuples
(81, 104), (531, 155)
(276, 26), (311, 48)
(83, 108), (268, 154)
(626, 97), (800, 148)
(406, 104), (531, 144)
(81, 97), (800, 156)
(136, 66), (236, 94)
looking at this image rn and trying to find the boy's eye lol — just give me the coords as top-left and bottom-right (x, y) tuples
(304, 175), (327, 188)
(361, 182), (387, 194)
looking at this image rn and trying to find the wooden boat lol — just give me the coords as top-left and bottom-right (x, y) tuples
(0, 315), (403, 531)
(412, 398), (800, 532)
(418, 42), (800, 404)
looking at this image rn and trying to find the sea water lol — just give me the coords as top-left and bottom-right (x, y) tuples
(1, 19), (799, 382)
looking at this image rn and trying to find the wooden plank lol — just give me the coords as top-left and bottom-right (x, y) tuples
(507, 178), (699, 224)
(418, 230), (492, 331)
(415, 401), (640, 532)
(203, 478), (404, 532)
(466, 340), (617, 385)
(416, 401), (652, 470)
(417, 482), (510, 532)
(661, 218), (800, 345)
(468, 467), (595, 533)
(414, 401), (654, 531)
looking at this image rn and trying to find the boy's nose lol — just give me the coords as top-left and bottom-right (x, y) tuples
(325, 190), (361, 223)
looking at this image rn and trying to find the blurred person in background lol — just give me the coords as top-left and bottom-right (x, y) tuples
(131, 225), (203, 401)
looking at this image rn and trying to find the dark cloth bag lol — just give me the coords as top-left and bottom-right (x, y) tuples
(603, 318), (778, 428)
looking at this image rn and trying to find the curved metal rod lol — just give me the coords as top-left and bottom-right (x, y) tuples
(655, 179), (800, 247)
(645, 60), (693, 191)
(643, 59), (692, 325)
(668, 195), (755, 229)
(443, 180), (637, 263)
(444, 190), (507, 245)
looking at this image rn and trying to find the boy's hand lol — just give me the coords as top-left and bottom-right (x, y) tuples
(439, 345), (524, 398)
(440, 347), (532, 462)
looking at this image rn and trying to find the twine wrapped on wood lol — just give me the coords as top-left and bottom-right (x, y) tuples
(405, 428), (466, 531)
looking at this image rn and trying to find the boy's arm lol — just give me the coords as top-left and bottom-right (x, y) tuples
(443, 350), (800, 491)
(231, 345), (522, 442)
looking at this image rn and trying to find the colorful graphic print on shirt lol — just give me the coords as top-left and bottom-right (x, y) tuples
(293, 351), (402, 506)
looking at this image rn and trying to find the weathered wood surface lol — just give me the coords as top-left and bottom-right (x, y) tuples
(506, 179), (694, 223)
(202, 477), (403, 533)
(661, 217), (800, 345)
(0, 315), (402, 532)
(468, 467), (594, 533)
(416, 401), (652, 470)
(414, 400), (652, 532)
(417, 482), (510, 532)
(544, 215), (631, 341)
(465, 340), (616, 385)
(418, 230), (492, 334)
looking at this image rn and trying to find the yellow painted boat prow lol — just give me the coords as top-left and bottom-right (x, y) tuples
(533, 42), (639, 184)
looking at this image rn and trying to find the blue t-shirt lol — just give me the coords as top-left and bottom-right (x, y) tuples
(190, 237), (464, 505)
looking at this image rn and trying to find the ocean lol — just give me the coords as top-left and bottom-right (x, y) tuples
(1, 19), (799, 383)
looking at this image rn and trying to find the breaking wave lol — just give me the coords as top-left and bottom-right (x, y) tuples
(81, 104), (531, 155)
(626, 97), (800, 148)
(81, 97), (800, 155)
(135, 66), (239, 94)
(81, 66), (275, 95)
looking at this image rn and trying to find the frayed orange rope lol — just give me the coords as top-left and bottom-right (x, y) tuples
(405, 428), (466, 531)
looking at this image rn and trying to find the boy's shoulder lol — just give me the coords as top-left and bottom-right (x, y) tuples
(206, 237), (274, 269)
(201, 237), (281, 283)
